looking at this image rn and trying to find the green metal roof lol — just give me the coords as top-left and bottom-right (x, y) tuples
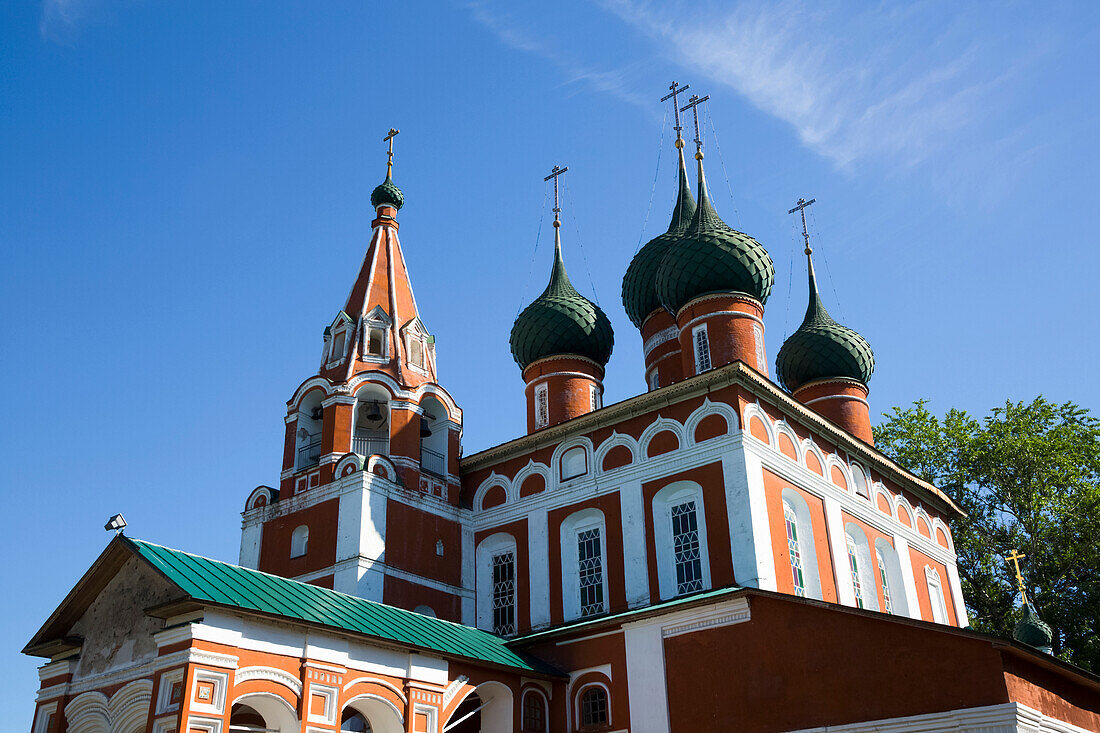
(509, 237), (614, 371)
(126, 537), (556, 674)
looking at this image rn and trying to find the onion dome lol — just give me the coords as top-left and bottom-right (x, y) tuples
(654, 156), (774, 314)
(510, 237), (614, 371)
(371, 174), (404, 211)
(1013, 603), (1054, 654)
(621, 147), (696, 327)
(776, 251), (874, 392)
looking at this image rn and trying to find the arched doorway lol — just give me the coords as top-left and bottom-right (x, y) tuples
(445, 693), (481, 733)
(444, 683), (513, 733)
(228, 695), (298, 733)
(341, 695), (404, 733)
(341, 708), (372, 732)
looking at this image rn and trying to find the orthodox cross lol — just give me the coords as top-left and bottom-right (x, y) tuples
(679, 93), (710, 153)
(661, 81), (690, 145)
(544, 164), (568, 227)
(1006, 549), (1029, 605)
(788, 197), (817, 255)
(383, 127), (400, 177)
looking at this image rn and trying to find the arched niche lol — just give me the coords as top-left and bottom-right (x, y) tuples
(419, 394), (450, 478)
(353, 383), (392, 458)
(342, 693), (405, 733)
(230, 693), (300, 733)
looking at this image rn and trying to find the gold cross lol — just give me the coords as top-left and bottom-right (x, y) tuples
(661, 81), (690, 147)
(543, 165), (568, 226)
(383, 128), (400, 177)
(1006, 549), (1028, 604)
(679, 93), (710, 156)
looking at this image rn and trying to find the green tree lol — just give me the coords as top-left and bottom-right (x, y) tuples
(874, 397), (1100, 671)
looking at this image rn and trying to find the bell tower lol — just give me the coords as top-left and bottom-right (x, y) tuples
(240, 131), (470, 622)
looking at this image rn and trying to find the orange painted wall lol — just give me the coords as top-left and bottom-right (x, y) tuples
(547, 493), (626, 624)
(383, 498), (463, 588)
(475, 518), (531, 634)
(258, 497), (339, 577)
(762, 468), (838, 602)
(909, 547), (959, 625)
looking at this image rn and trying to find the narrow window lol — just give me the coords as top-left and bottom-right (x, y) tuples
(753, 323), (766, 372)
(878, 555), (893, 613)
(671, 501), (703, 595)
(290, 525), (309, 558)
(534, 383), (549, 428)
(580, 687), (608, 727)
(590, 384), (600, 411)
(648, 371), (659, 391)
(331, 331), (346, 362)
(693, 326), (711, 373)
(783, 501), (805, 597)
(847, 535), (865, 608)
(577, 528), (605, 617)
(408, 338), (424, 368)
(367, 327), (385, 356)
(522, 693), (545, 732)
(491, 552), (516, 635)
(927, 567), (948, 623)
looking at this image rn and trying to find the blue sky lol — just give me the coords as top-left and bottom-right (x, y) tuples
(2, 1), (1098, 725)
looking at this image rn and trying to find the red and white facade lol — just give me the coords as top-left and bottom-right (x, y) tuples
(24, 153), (1100, 732)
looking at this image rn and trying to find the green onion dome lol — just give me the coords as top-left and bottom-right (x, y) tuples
(510, 238), (614, 371)
(371, 174), (404, 211)
(776, 254), (874, 392)
(654, 157), (774, 315)
(622, 148), (696, 328)
(1013, 603), (1054, 653)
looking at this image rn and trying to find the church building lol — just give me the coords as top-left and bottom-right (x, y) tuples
(22, 91), (1100, 733)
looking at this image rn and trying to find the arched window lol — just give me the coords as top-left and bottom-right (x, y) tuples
(560, 509), (608, 620)
(295, 391), (325, 469)
(877, 555), (893, 613)
(851, 463), (870, 499)
(580, 686), (609, 729)
(419, 396), (448, 479)
(692, 325), (711, 373)
(926, 566), (948, 623)
(652, 482), (711, 600)
(353, 385), (390, 457)
(521, 691), (546, 732)
(340, 709), (372, 732)
(780, 489), (823, 600)
(477, 534), (518, 635)
(783, 501), (805, 597)
(534, 383), (549, 428)
(844, 523), (879, 611)
(290, 525), (309, 558)
(560, 445), (588, 481)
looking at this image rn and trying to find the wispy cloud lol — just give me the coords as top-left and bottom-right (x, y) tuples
(40, 0), (89, 43)
(601, 0), (1038, 169)
(463, 1), (648, 108)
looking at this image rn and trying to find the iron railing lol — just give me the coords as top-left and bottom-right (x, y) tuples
(420, 446), (446, 477)
(296, 434), (321, 468)
(352, 435), (389, 457)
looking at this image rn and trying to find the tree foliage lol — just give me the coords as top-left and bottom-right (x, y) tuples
(874, 397), (1100, 671)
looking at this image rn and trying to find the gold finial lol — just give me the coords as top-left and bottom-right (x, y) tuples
(383, 127), (400, 177)
(1006, 549), (1029, 605)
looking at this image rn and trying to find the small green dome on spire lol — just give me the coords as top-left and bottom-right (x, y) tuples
(776, 254), (874, 392)
(371, 174), (404, 211)
(1013, 603), (1054, 654)
(510, 239), (614, 371)
(622, 147), (697, 328)
(654, 156), (774, 315)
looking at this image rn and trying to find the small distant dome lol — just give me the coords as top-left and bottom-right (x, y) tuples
(511, 244), (614, 371)
(654, 162), (774, 315)
(622, 150), (696, 327)
(1013, 603), (1054, 654)
(776, 257), (874, 392)
(371, 175), (404, 211)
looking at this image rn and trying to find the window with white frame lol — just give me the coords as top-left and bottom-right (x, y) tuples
(926, 566), (948, 623)
(408, 337), (424, 368)
(560, 445), (588, 481)
(580, 686), (609, 728)
(534, 383), (549, 428)
(653, 482), (711, 600)
(851, 463), (870, 499)
(781, 489), (823, 600)
(560, 509), (609, 620)
(844, 524), (880, 611)
(783, 501), (806, 597)
(692, 325), (712, 373)
(476, 534), (518, 634)
(366, 326), (386, 356)
(878, 555), (893, 613)
(590, 384), (601, 411)
(648, 371), (659, 391)
(577, 527), (605, 617)
(846, 535), (865, 608)
(330, 329), (347, 363)
(290, 525), (309, 558)
(491, 551), (516, 635)
(671, 501), (704, 595)
(753, 322), (766, 373)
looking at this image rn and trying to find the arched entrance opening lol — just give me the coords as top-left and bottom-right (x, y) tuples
(341, 694), (404, 733)
(445, 693), (481, 733)
(444, 683), (514, 733)
(228, 695), (298, 733)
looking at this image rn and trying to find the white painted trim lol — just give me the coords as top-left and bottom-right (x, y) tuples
(235, 665), (303, 696)
(893, 535), (924, 620)
(651, 481), (712, 601)
(803, 393), (870, 408)
(529, 508), (552, 628)
(787, 701), (1096, 733)
(560, 508), (610, 621)
(825, 496), (856, 606)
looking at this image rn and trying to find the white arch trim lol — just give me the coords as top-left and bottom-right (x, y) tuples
(288, 377), (333, 411)
(800, 438), (828, 474)
(343, 692), (406, 733)
(932, 518), (954, 552)
(473, 472), (512, 511)
(872, 483), (893, 512)
(468, 680), (514, 733)
(772, 420), (802, 460)
(342, 677), (408, 704)
(894, 495), (916, 526)
(825, 455), (852, 490)
(234, 666), (303, 696)
(107, 679), (153, 733)
(344, 371), (462, 421)
(594, 431), (638, 474)
(65, 691), (109, 733)
(683, 397), (739, 445)
(742, 403), (775, 445)
(552, 436), (595, 485)
(232, 691), (300, 733)
(512, 460), (551, 499)
(639, 415), (685, 457)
